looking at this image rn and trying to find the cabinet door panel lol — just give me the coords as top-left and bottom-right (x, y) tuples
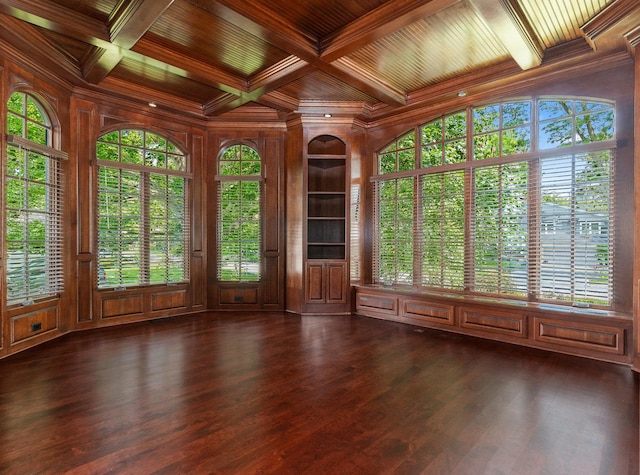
(326, 262), (347, 304)
(305, 263), (325, 302)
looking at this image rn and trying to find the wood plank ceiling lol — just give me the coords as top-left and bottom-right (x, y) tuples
(0, 0), (638, 122)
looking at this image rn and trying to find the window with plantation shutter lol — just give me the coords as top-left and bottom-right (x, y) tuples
(471, 162), (529, 296)
(373, 96), (615, 308)
(374, 177), (414, 284)
(421, 170), (465, 290)
(537, 151), (613, 304)
(96, 129), (190, 288)
(216, 144), (262, 282)
(5, 92), (66, 304)
(350, 184), (361, 281)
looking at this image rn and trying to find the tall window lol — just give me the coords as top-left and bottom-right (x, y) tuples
(216, 144), (262, 282)
(374, 97), (615, 307)
(96, 129), (190, 288)
(5, 92), (65, 304)
(350, 183), (361, 281)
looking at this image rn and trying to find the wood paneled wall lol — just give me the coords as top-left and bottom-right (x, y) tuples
(634, 46), (640, 370)
(206, 129), (286, 310)
(0, 34), (638, 370)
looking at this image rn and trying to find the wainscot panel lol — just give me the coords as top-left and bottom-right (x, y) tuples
(151, 289), (188, 311)
(533, 317), (625, 355)
(355, 292), (398, 317)
(11, 306), (58, 344)
(101, 294), (145, 318)
(219, 287), (258, 305)
(403, 300), (454, 325)
(460, 308), (527, 338)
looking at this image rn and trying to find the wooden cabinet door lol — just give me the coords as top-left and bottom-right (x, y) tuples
(305, 261), (347, 304)
(326, 262), (347, 304)
(305, 262), (325, 303)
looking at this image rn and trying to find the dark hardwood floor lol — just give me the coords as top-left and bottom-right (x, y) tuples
(0, 312), (637, 474)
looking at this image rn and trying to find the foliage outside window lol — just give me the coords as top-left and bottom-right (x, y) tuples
(96, 130), (190, 288)
(217, 144), (262, 282)
(5, 92), (64, 303)
(374, 97), (615, 307)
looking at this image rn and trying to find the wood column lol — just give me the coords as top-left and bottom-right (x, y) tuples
(634, 47), (640, 372)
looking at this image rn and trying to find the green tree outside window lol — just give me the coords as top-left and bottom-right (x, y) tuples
(96, 129), (189, 287)
(217, 144), (262, 282)
(374, 96), (615, 306)
(5, 92), (63, 303)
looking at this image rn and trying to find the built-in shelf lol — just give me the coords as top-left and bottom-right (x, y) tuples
(306, 137), (346, 260)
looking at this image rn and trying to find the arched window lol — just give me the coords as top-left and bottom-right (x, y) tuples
(374, 97), (615, 307)
(216, 144), (262, 282)
(96, 129), (190, 288)
(5, 91), (65, 303)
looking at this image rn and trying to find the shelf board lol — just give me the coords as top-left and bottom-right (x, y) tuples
(308, 154), (347, 160)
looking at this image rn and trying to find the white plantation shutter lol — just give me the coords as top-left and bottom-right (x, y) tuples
(535, 151), (614, 305)
(216, 144), (263, 282)
(216, 179), (263, 281)
(350, 184), (361, 281)
(5, 90), (67, 305)
(5, 140), (66, 303)
(373, 177), (415, 284)
(96, 130), (190, 288)
(469, 162), (529, 297)
(97, 167), (142, 286)
(421, 170), (465, 290)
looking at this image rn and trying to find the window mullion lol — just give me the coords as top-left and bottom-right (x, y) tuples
(528, 158), (541, 301)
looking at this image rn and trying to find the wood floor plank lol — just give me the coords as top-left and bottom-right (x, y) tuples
(0, 312), (637, 474)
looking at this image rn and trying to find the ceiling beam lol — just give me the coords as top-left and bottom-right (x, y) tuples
(82, 0), (175, 83)
(131, 37), (248, 94)
(581, 0), (640, 51)
(319, 59), (406, 105)
(469, 0), (543, 70)
(80, 46), (126, 84)
(0, 0), (110, 45)
(320, 0), (461, 62)
(3, 0), (409, 111)
(0, 0), (176, 83)
(625, 25), (640, 50)
(256, 91), (300, 112)
(201, 0), (406, 106)
(203, 58), (312, 115)
(249, 56), (310, 94)
(186, 0), (318, 59)
(202, 92), (240, 116)
(0, 14), (82, 83)
(204, 54), (407, 115)
(109, 0), (175, 48)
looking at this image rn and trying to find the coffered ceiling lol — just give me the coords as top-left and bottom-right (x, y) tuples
(0, 0), (638, 122)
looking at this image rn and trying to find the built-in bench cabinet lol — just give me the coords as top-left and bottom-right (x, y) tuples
(354, 285), (632, 364)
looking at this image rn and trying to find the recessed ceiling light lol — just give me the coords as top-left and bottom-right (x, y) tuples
(324, 113), (332, 118)
(458, 91), (467, 97)
(148, 102), (157, 108)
